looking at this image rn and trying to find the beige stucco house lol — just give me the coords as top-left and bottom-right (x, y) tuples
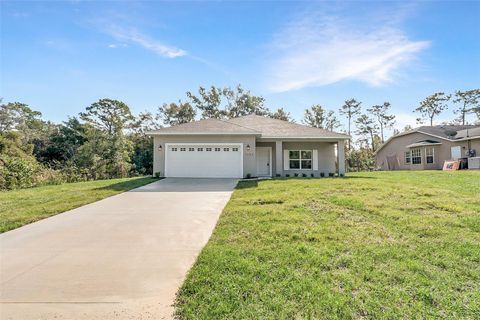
(147, 115), (350, 178)
(375, 125), (480, 170)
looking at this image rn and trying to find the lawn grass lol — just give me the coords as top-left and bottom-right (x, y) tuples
(176, 171), (480, 319)
(0, 176), (157, 233)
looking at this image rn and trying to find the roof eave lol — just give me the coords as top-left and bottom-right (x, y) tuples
(146, 131), (260, 136)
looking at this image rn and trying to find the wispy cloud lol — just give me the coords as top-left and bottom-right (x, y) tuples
(106, 25), (186, 58)
(266, 8), (430, 92)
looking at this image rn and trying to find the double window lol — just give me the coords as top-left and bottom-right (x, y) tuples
(289, 150), (312, 169)
(411, 148), (421, 164)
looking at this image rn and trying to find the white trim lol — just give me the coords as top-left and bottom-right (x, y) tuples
(285, 150), (314, 170)
(425, 146), (435, 164)
(312, 149), (318, 170)
(165, 142), (243, 178)
(283, 149), (289, 171)
(256, 147), (272, 177)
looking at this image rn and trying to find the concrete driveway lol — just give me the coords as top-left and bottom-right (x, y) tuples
(0, 178), (236, 319)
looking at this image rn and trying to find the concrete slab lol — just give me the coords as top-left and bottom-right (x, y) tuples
(0, 178), (237, 319)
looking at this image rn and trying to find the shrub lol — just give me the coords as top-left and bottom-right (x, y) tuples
(246, 173), (251, 179)
(276, 174), (281, 177)
(154, 171), (162, 178)
(0, 155), (39, 190)
(285, 174), (290, 177)
(311, 173), (315, 178)
(294, 173), (299, 177)
(329, 172), (335, 177)
(320, 172), (325, 178)
(302, 173), (307, 178)
(340, 173), (345, 177)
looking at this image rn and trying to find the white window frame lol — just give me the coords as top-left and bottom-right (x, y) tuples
(405, 151), (411, 165)
(288, 150), (313, 170)
(411, 148), (422, 164)
(426, 147), (434, 164)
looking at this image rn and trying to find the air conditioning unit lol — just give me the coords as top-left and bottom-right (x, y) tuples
(468, 157), (480, 169)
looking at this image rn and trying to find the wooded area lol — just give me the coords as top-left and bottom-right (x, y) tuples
(1, 86), (478, 190)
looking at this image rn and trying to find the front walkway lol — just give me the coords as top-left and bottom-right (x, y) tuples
(0, 178), (236, 319)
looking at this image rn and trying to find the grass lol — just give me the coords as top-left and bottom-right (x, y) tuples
(0, 176), (157, 233)
(176, 171), (480, 319)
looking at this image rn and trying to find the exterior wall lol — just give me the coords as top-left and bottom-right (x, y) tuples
(281, 141), (336, 176)
(256, 142), (277, 175)
(153, 135), (256, 178)
(375, 132), (479, 170)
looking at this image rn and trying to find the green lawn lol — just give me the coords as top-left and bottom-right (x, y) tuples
(0, 176), (157, 233)
(176, 171), (480, 319)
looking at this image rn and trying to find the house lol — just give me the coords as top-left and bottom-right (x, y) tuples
(375, 125), (480, 170)
(147, 114), (350, 178)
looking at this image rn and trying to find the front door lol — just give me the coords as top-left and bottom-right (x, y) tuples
(256, 147), (271, 177)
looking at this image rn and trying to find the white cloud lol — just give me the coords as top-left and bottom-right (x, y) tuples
(106, 25), (186, 58)
(266, 11), (430, 92)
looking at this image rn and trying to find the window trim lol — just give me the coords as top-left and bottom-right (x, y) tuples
(411, 148), (422, 164)
(288, 150), (313, 170)
(426, 147), (434, 164)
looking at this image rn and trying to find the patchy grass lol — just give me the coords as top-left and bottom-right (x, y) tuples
(176, 171), (480, 319)
(0, 176), (157, 233)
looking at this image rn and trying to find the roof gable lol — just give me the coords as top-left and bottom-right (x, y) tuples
(147, 118), (260, 135)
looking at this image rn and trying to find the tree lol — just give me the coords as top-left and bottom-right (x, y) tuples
(186, 86), (224, 119)
(130, 112), (157, 175)
(223, 85), (268, 118)
(0, 101), (44, 143)
(269, 108), (293, 122)
(414, 92), (450, 126)
(157, 101), (196, 126)
(367, 102), (396, 143)
(355, 114), (379, 151)
(339, 99), (361, 147)
(303, 105), (341, 131)
(80, 99), (135, 178)
(453, 89), (480, 125)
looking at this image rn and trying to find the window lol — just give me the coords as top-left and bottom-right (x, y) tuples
(206, 147), (212, 151)
(172, 147), (178, 152)
(404, 151), (411, 164)
(197, 147), (203, 151)
(215, 147), (221, 152)
(188, 147), (195, 152)
(232, 147), (239, 152)
(289, 150), (312, 169)
(180, 147), (186, 152)
(223, 147), (229, 151)
(426, 147), (434, 164)
(411, 148), (421, 164)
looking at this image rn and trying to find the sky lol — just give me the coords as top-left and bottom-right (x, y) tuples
(1, 1), (480, 136)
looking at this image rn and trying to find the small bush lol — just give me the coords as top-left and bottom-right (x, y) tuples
(276, 174), (281, 177)
(246, 173), (251, 179)
(154, 171), (162, 178)
(320, 172), (325, 178)
(286, 174), (290, 177)
(311, 173), (315, 178)
(294, 173), (299, 177)
(329, 172), (335, 177)
(302, 173), (307, 178)
(340, 173), (345, 177)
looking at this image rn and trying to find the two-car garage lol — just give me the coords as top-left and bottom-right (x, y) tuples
(165, 143), (243, 178)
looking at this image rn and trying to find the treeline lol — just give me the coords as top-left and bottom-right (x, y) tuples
(1, 86), (479, 189)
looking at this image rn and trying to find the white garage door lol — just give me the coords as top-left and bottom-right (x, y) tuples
(165, 144), (243, 178)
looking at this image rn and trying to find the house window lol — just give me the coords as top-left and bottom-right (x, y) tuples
(405, 151), (411, 164)
(214, 147), (221, 152)
(206, 148), (212, 151)
(232, 147), (239, 152)
(180, 147), (186, 152)
(197, 147), (203, 151)
(289, 150), (312, 169)
(188, 147), (195, 152)
(411, 148), (421, 164)
(223, 147), (229, 151)
(426, 147), (434, 164)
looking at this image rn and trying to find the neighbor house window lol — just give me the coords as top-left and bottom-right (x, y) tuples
(426, 147), (434, 164)
(289, 150), (312, 169)
(411, 148), (421, 164)
(405, 151), (411, 164)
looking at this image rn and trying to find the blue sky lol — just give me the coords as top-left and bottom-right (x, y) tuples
(2, 1), (480, 133)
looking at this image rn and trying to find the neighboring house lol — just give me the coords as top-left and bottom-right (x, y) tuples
(375, 125), (480, 170)
(147, 114), (350, 178)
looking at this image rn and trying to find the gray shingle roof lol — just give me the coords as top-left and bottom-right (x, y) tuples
(148, 114), (349, 139)
(227, 115), (349, 138)
(400, 125), (478, 139)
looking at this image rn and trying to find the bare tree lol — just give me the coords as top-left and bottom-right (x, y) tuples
(367, 102), (396, 143)
(414, 92), (450, 126)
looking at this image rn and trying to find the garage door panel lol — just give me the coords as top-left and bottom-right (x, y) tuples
(166, 144), (242, 178)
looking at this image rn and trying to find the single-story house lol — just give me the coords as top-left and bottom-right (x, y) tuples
(375, 125), (480, 170)
(147, 114), (350, 178)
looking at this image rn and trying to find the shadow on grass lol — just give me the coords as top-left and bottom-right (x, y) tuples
(236, 180), (258, 189)
(95, 177), (158, 192)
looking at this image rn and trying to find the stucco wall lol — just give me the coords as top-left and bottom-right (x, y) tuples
(153, 135), (256, 178)
(375, 132), (479, 170)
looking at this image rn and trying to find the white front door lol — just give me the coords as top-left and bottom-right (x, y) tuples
(256, 147), (271, 177)
(165, 144), (243, 178)
(451, 146), (461, 160)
